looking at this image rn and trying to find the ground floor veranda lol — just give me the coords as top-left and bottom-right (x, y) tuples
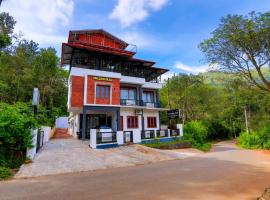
(68, 105), (183, 148)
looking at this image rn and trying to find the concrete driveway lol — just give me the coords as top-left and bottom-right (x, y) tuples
(16, 138), (194, 178)
(1, 141), (270, 200)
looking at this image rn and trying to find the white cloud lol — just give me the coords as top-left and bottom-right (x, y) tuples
(174, 61), (212, 74)
(109, 0), (169, 28)
(2, 0), (74, 46)
(161, 72), (175, 82)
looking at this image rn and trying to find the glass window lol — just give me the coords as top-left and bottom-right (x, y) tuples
(143, 91), (154, 102)
(121, 89), (129, 99)
(120, 88), (137, 100)
(127, 116), (138, 128)
(147, 117), (157, 128)
(96, 85), (110, 98)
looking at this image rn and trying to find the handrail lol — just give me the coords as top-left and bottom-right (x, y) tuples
(96, 131), (117, 144)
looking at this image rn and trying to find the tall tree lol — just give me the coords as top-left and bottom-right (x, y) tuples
(0, 12), (15, 51)
(199, 12), (270, 92)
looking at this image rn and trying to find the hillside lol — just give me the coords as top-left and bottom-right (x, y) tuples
(200, 68), (270, 86)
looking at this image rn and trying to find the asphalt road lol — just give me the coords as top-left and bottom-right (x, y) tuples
(0, 141), (270, 200)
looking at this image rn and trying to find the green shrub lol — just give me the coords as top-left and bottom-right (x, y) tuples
(238, 132), (261, 149)
(204, 119), (233, 140)
(238, 125), (270, 150)
(0, 167), (12, 180)
(0, 103), (36, 168)
(183, 121), (208, 144)
(183, 121), (211, 151)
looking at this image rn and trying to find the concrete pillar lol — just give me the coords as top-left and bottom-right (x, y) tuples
(177, 124), (183, 137)
(90, 129), (97, 148)
(82, 106), (87, 141)
(117, 131), (124, 145)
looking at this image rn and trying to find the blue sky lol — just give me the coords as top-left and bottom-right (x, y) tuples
(2, 0), (270, 76)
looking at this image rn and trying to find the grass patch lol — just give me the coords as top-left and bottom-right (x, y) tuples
(0, 167), (13, 181)
(143, 138), (192, 149)
(193, 142), (212, 152)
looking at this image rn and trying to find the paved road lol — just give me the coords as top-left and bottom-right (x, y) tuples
(1, 141), (270, 200)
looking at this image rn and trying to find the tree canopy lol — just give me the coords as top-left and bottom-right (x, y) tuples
(199, 12), (270, 92)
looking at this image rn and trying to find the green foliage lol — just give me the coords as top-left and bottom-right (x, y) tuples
(199, 11), (270, 92)
(204, 119), (233, 140)
(0, 102), (36, 168)
(183, 121), (211, 151)
(0, 12), (15, 51)
(0, 167), (12, 180)
(143, 137), (190, 149)
(238, 125), (270, 150)
(238, 132), (261, 149)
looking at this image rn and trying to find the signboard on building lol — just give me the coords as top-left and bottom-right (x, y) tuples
(167, 109), (180, 119)
(93, 76), (112, 82)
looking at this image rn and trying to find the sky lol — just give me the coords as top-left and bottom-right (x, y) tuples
(1, 0), (270, 78)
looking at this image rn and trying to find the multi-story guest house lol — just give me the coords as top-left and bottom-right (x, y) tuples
(62, 29), (181, 148)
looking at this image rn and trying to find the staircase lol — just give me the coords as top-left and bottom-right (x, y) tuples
(53, 128), (71, 139)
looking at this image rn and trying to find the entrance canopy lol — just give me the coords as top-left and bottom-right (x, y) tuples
(82, 106), (120, 141)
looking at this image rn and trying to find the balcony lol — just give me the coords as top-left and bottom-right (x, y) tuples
(120, 99), (161, 108)
(120, 99), (142, 106)
(142, 101), (161, 108)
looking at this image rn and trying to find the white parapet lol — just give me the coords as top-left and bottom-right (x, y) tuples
(27, 129), (38, 160)
(177, 124), (183, 136)
(133, 129), (141, 143)
(90, 129), (97, 149)
(117, 131), (124, 145)
(41, 126), (51, 143)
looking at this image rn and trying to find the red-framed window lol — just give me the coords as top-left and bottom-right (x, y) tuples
(96, 85), (110, 99)
(120, 116), (123, 131)
(127, 116), (138, 129)
(147, 117), (157, 128)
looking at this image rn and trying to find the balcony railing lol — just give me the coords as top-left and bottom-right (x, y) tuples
(141, 130), (155, 139)
(156, 129), (169, 138)
(96, 131), (117, 144)
(120, 99), (161, 108)
(142, 102), (161, 108)
(120, 99), (142, 106)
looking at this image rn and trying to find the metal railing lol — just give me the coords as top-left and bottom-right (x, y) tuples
(96, 131), (117, 144)
(170, 129), (179, 137)
(142, 102), (161, 108)
(141, 130), (155, 139)
(120, 99), (142, 106)
(156, 129), (169, 138)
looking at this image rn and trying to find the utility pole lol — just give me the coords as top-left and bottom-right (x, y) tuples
(244, 105), (250, 134)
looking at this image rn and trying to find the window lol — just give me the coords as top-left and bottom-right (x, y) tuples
(127, 116), (138, 129)
(120, 88), (137, 100)
(147, 117), (157, 128)
(143, 91), (154, 102)
(96, 85), (110, 98)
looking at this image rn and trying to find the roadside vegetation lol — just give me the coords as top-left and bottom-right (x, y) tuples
(0, 12), (68, 179)
(160, 12), (270, 151)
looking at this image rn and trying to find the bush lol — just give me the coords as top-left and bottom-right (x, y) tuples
(237, 132), (261, 149)
(0, 103), (36, 168)
(238, 125), (270, 150)
(183, 121), (211, 151)
(204, 119), (233, 140)
(0, 167), (12, 180)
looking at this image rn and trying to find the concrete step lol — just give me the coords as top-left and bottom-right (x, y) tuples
(53, 128), (71, 139)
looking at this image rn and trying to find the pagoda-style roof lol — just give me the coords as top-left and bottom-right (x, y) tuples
(61, 29), (169, 81)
